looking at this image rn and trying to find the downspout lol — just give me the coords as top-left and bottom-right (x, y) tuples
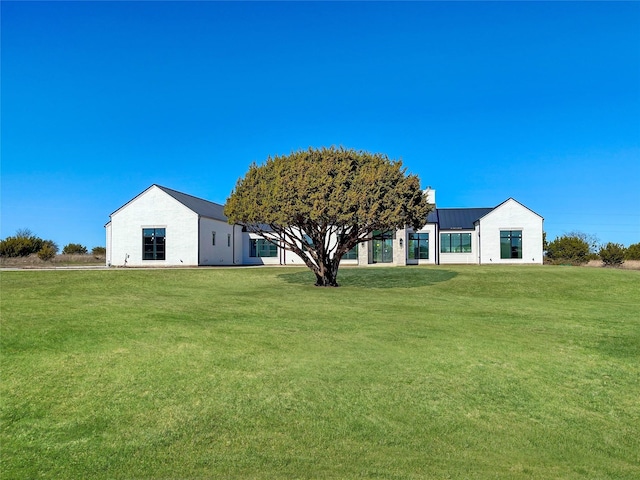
(232, 224), (236, 264)
(197, 215), (201, 266)
(435, 220), (439, 266)
(281, 233), (286, 265)
(477, 222), (481, 265)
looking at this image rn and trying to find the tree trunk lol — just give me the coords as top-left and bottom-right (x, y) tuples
(314, 261), (339, 287)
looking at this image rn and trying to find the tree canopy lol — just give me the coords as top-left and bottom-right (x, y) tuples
(225, 147), (431, 286)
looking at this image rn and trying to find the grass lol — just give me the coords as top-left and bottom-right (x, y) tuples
(1, 265), (639, 479)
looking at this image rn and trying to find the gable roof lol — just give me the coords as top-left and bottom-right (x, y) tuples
(154, 185), (228, 221)
(427, 207), (494, 229)
(477, 197), (544, 220)
(109, 184), (228, 222)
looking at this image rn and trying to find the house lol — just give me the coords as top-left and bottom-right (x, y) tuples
(105, 185), (543, 267)
(403, 197), (544, 265)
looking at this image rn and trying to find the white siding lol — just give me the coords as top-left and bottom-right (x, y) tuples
(478, 199), (543, 264)
(108, 186), (199, 266)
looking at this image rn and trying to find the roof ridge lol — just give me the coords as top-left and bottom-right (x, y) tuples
(154, 184), (224, 207)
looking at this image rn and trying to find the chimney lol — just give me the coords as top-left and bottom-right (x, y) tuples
(424, 187), (436, 206)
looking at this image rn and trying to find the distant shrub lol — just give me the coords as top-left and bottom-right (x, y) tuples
(92, 246), (106, 256)
(37, 244), (57, 261)
(625, 242), (640, 260)
(546, 235), (590, 265)
(599, 242), (625, 267)
(62, 243), (88, 255)
(566, 231), (600, 254)
(0, 229), (45, 257)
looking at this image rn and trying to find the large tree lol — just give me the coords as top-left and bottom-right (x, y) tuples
(225, 147), (432, 286)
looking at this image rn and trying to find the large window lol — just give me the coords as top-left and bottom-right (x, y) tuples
(338, 234), (358, 260)
(440, 233), (472, 253)
(408, 232), (429, 259)
(250, 239), (277, 257)
(500, 230), (522, 259)
(143, 228), (165, 260)
(343, 244), (358, 260)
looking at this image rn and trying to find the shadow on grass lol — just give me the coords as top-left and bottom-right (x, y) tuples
(278, 266), (457, 289)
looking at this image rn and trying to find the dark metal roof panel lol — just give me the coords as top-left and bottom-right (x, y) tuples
(155, 185), (228, 222)
(426, 210), (439, 224)
(430, 208), (494, 229)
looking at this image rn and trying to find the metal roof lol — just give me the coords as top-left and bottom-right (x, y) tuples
(427, 207), (494, 229)
(155, 185), (228, 222)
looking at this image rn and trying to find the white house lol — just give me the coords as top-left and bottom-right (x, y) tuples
(106, 185), (239, 267)
(105, 185), (543, 267)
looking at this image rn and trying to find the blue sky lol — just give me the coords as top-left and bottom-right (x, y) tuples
(2, 1), (639, 250)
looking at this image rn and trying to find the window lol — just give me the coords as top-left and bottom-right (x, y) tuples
(440, 233), (472, 253)
(500, 230), (522, 259)
(212, 231), (216, 246)
(343, 244), (358, 260)
(249, 239), (277, 257)
(143, 228), (165, 260)
(227, 234), (231, 247)
(408, 232), (429, 259)
(338, 234), (358, 260)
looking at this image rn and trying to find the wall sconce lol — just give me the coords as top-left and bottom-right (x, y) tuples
(399, 238), (403, 248)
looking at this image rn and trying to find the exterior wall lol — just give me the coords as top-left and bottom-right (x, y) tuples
(106, 186), (543, 269)
(393, 228), (407, 266)
(105, 222), (112, 266)
(198, 218), (239, 266)
(437, 227), (480, 265)
(108, 186), (199, 267)
(406, 224), (437, 265)
(478, 199), (543, 264)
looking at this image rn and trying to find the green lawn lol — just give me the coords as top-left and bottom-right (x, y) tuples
(1, 266), (639, 479)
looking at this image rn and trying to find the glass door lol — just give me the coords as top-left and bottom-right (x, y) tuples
(372, 231), (393, 263)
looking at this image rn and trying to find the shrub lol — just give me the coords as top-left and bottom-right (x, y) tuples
(0, 229), (45, 257)
(62, 243), (88, 255)
(92, 246), (106, 256)
(599, 242), (625, 267)
(37, 245), (57, 261)
(546, 234), (590, 265)
(625, 242), (640, 260)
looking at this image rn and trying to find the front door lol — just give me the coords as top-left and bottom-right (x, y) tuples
(372, 232), (393, 263)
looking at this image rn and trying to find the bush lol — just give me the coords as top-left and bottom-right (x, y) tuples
(625, 242), (640, 260)
(92, 246), (106, 256)
(0, 229), (45, 257)
(546, 234), (590, 265)
(37, 245), (57, 261)
(599, 242), (625, 267)
(62, 243), (88, 255)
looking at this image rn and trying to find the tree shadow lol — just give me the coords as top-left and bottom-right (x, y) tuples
(278, 266), (457, 289)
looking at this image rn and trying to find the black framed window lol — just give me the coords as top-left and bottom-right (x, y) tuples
(249, 239), (277, 257)
(408, 232), (429, 259)
(143, 228), (165, 260)
(338, 234), (358, 260)
(500, 230), (522, 259)
(440, 233), (472, 253)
